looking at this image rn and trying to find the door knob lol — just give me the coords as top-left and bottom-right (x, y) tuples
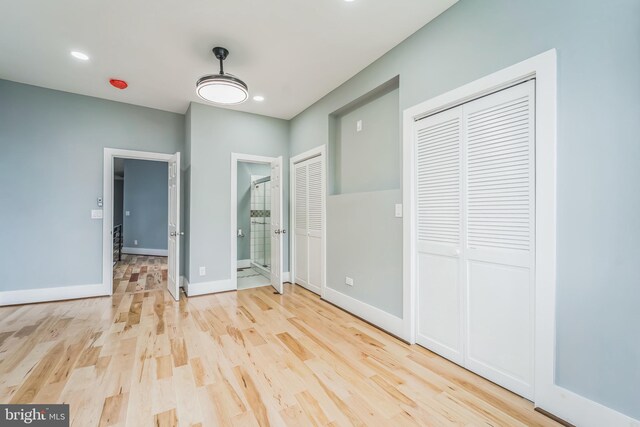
(281, 229), (286, 234)
(274, 230), (280, 234)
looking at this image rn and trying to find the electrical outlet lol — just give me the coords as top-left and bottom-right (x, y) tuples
(199, 266), (206, 276)
(125, 211), (130, 216)
(345, 277), (354, 286)
(134, 240), (138, 246)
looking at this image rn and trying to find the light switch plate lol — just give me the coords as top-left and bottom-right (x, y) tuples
(91, 209), (103, 219)
(356, 120), (363, 132)
(395, 203), (403, 218)
(125, 211), (130, 216)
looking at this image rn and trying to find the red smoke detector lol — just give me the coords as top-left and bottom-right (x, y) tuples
(109, 79), (128, 90)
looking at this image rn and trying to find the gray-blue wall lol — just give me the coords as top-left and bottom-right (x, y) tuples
(289, 0), (640, 419)
(123, 159), (168, 251)
(186, 102), (289, 284)
(0, 79), (184, 291)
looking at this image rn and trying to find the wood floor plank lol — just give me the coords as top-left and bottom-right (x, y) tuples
(0, 255), (560, 427)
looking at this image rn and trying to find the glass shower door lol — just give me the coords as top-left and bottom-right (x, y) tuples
(250, 177), (271, 270)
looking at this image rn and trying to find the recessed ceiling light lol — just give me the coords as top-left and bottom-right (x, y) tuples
(253, 95), (265, 102)
(70, 51), (89, 61)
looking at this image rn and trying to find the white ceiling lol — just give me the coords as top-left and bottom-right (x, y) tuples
(0, 0), (456, 119)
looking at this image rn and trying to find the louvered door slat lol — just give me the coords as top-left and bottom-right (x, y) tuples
(295, 164), (307, 231)
(416, 107), (462, 246)
(465, 89), (533, 252)
(307, 158), (323, 232)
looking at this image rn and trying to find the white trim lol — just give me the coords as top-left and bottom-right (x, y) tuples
(289, 145), (327, 298)
(103, 148), (177, 298)
(237, 259), (251, 269)
(122, 247), (168, 256)
(323, 287), (404, 338)
(0, 283), (106, 306)
(185, 279), (234, 297)
(230, 153), (280, 292)
(180, 276), (187, 289)
(403, 49), (638, 426)
(282, 272), (291, 283)
(296, 281), (321, 295)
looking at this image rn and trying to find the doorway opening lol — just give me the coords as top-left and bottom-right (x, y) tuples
(112, 158), (169, 297)
(102, 149), (181, 301)
(231, 153), (284, 294)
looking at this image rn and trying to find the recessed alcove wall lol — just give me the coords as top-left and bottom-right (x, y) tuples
(328, 76), (400, 195)
(325, 76), (403, 317)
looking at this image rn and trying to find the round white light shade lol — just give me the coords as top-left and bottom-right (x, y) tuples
(196, 75), (248, 105)
(71, 51), (89, 60)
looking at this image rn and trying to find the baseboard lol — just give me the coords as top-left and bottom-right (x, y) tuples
(536, 384), (639, 427)
(0, 283), (108, 306)
(293, 278), (320, 294)
(283, 272), (291, 283)
(122, 247), (168, 256)
(185, 279), (234, 297)
(237, 259), (251, 269)
(322, 286), (405, 338)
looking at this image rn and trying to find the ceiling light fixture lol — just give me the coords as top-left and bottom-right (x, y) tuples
(70, 51), (89, 61)
(253, 95), (265, 102)
(196, 47), (248, 105)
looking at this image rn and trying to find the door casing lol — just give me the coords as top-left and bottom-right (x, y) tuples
(230, 153), (283, 292)
(102, 148), (179, 297)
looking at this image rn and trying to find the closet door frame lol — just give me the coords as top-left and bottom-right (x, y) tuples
(403, 50), (560, 416)
(290, 145), (327, 297)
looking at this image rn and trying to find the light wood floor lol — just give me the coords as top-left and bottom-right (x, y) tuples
(0, 255), (558, 426)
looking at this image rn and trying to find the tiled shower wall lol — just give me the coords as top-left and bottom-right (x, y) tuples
(250, 178), (271, 268)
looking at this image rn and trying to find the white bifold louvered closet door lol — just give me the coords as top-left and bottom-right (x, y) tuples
(294, 155), (324, 294)
(415, 80), (535, 399)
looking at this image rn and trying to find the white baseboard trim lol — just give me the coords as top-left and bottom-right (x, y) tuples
(292, 278), (321, 295)
(237, 259), (251, 269)
(185, 279), (234, 297)
(536, 384), (640, 427)
(322, 286), (405, 338)
(0, 283), (108, 306)
(122, 247), (168, 256)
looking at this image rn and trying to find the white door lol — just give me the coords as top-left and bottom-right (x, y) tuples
(293, 162), (309, 288)
(270, 157), (284, 294)
(306, 156), (324, 293)
(293, 155), (324, 295)
(415, 80), (535, 399)
(462, 81), (535, 398)
(415, 106), (464, 365)
(167, 152), (181, 301)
